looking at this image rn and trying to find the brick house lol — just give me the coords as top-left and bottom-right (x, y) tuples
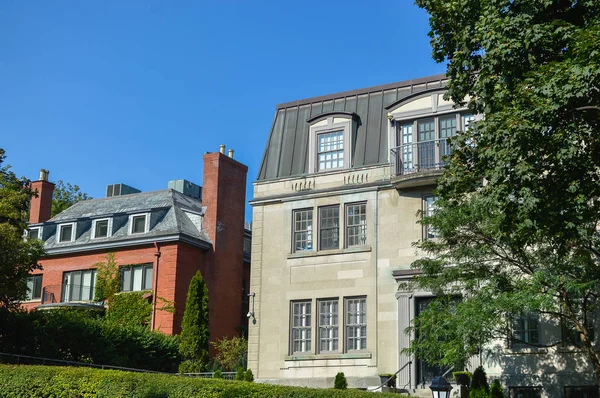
(23, 146), (251, 341)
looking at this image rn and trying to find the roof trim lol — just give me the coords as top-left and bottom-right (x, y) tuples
(277, 73), (447, 109)
(384, 87), (447, 110)
(306, 111), (358, 124)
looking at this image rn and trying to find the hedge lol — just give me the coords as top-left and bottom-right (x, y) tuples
(0, 365), (404, 398)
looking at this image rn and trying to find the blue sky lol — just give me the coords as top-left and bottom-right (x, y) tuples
(0, 1), (445, 221)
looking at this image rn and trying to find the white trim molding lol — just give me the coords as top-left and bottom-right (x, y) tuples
(91, 217), (113, 239)
(308, 115), (353, 174)
(128, 213), (150, 235)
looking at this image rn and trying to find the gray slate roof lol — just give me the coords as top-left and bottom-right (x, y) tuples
(35, 189), (211, 254)
(257, 74), (447, 181)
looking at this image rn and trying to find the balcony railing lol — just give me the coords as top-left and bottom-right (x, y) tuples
(390, 138), (452, 177)
(41, 284), (102, 305)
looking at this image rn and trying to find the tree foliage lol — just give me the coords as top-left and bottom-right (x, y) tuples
(0, 149), (45, 309)
(210, 335), (247, 371)
(410, 0), (600, 382)
(51, 180), (91, 217)
(179, 271), (209, 373)
(94, 253), (121, 303)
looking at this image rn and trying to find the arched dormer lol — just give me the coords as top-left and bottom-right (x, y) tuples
(307, 112), (358, 174)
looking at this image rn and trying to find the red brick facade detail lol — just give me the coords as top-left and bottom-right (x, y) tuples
(29, 180), (55, 224)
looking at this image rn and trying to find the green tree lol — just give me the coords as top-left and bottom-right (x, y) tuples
(0, 149), (45, 309)
(210, 336), (247, 371)
(178, 271), (209, 373)
(409, 0), (600, 383)
(51, 180), (91, 217)
(94, 253), (120, 303)
(334, 372), (347, 390)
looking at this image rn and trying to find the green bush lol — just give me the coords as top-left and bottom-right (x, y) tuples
(244, 368), (254, 382)
(470, 366), (489, 393)
(0, 309), (180, 372)
(452, 371), (472, 386)
(106, 291), (152, 326)
(0, 365), (404, 397)
(334, 372), (348, 389)
(469, 388), (489, 398)
(179, 271), (209, 372)
(235, 366), (245, 381)
(490, 379), (505, 398)
(213, 369), (223, 379)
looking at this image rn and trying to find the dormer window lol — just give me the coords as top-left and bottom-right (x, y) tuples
(129, 213), (149, 235)
(28, 227), (41, 240)
(92, 218), (112, 239)
(307, 112), (356, 174)
(58, 223), (75, 243)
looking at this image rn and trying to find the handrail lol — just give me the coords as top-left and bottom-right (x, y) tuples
(442, 365), (454, 378)
(366, 360), (412, 392)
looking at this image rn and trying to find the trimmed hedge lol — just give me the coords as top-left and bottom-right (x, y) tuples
(0, 365), (404, 397)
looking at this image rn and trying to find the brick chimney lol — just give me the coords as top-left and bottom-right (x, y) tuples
(202, 148), (248, 341)
(30, 169), (55, 224)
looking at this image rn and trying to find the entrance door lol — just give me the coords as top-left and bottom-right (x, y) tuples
(415, 297), (449, 387)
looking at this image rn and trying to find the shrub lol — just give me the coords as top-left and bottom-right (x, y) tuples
(179, 271), (209, 373)
(235, 366), (245, 381)
(334, 372), (347, 389)
(490, 379), (505, 398)
(453, 371), (472, 386)
(470, 366), (489, 393)
(213, 369), (223, 379)
(105, 291), (152, 326)
(210, 335), (247, 371)
(244, 368), (254, 382)
(469, 389), (489, 398)
(0, 365), (404, 397)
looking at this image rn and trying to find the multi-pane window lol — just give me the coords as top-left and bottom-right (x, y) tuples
(62, 269), (97, 302)
(93, 219), (110, 239)
(565, 386), (599, 398)
(423, 196), (439, 239)
(346, 297), (367, 351)
(346, 203), (367, 247)
(462, 114), (475, 131)
(319, 206), (339, 250)
(293, 209), (313, 252)
(26, 275), (42, 301)
(120, 264), (153, 292)
(291, 301), (312, 354)
(58, 224), (74, 242)
(319, 300), (339, 353)
(417, 119), (436, 170)
(399, 123), (413, 173)
(439, 116), (457, 162)
(512, 314), (540, 345)
(509, 387), (543, 398)
(131, 215), (147, 234)
(317, 131), (344, 171)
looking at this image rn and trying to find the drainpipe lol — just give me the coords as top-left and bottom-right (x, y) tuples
(151, 241), (161, 330)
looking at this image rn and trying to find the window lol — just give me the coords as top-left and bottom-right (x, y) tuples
(563, 313), (595, 346)
(423, 196), (438, 239)
(58, 223), (75, 243)
(317, 131), (344, 171)
(129, 214), (148, 234)
(399, 123), (414, 173)
(346, 297), (367, 351)
(511, 314), (540, 346)
(291, 301), (312, 354)
(346, 203), (367, 247)
(120, 264), (153, 292)
(62, 269), (97, 302)
(243, 236), (251, 254)
(318, 299), (339, 353)
(293, 209), (313, 252)
(92, 218), (111, 239)
(319, 206), (339, 250)
(462, 114), (475, 131)
(439, 116), (457, 162)
(565, 386), (599, 398)
(26, 275), (42, 301)
(509, 387), (542, 398)
(28, 227), (41, 240)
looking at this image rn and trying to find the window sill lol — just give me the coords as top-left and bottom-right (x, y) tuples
(284, 352), (372, 361)
(22, 299), (42, 303)
(506, 346), (548, 354)
(288, 245), (371, 259)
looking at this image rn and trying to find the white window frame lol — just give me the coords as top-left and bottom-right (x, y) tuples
(318, 299), (339, 353)
(345, 296), (367, 352)
(423, 195), (439, 239)
(345, 202), (367, 248)
(128, 213), (150, 235)
(91, 218), (112, 239)
(292, 208), (313, 253)
(290, 300), (312, 354)
(120, 263), (153, 292)
(27, 226), (42, 240)
(26, 274), (43, 301)
(57, 222), (76, 243)
(308, 116), (352, 174)
(511, 313), (540, 346)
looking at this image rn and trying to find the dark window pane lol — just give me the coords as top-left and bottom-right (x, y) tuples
(132, 216), (146, 234)
(143, 265), (153, 290)
(122, 268), (131, 291)
(95, 220), (109, 238)
(28, 229), (39, 240)
(59, 225), (73, 242)
(319, 206), (339, 250)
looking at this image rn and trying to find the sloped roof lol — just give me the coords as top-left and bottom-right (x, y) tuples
(36, 189), (211, 254)
(257, 74), (447, 181)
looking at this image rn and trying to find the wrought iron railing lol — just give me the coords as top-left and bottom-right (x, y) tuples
(41, 284), (102, 305)
(390, 138), (452, 177)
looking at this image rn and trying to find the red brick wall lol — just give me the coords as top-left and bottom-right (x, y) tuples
(29, 180), (54, 224)
(202, 152), (248, 341)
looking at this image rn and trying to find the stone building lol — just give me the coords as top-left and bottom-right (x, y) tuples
(247, 74), (599, 398)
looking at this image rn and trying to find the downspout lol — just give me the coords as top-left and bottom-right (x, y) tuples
(151, 241), (161, 331)
(374, 188), (379, 367)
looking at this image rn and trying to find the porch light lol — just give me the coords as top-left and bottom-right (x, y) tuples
(429, 376), (453, 398)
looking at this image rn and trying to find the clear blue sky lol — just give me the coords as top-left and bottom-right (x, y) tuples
(0, 1), (445, 221)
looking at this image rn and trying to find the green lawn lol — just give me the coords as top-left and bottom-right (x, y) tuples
(0, 365), (406, 397)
